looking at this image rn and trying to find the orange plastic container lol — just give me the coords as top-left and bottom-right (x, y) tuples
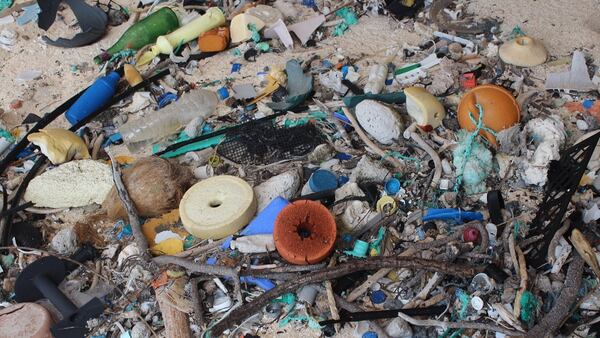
(457, 84), (520, 146)
(273, 200), (337, 265)
(198, 27), (230, 52)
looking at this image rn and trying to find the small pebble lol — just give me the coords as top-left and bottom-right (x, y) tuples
(9, 99), (22, 110)
(576, 119), (589, 130)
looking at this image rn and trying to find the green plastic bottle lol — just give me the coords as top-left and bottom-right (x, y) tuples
(94, 7), (179, 64)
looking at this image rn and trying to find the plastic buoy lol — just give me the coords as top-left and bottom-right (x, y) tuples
(179, 175), (257, 239)
(273, 200), (337, 265)
(457, 84), (520, 146)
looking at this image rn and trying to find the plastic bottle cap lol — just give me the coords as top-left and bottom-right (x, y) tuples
(471, 296), (484, 311)
(370, 290), (387, 304)
(385, 178), (401, 195)
(346, 239), (368, 258)
(362, 331), (378, 338)
(217, 87), (229, 100)
(308, 169), (338, 192)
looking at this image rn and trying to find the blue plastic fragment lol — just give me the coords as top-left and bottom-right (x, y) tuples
(336, 152), (352, 161)
(157, 92), (178, 108)
(217, 87), (229, 100)
(17, 4), (41, 26)
(231, 63), (242, 73)
(422, 208), (483, 223)
(222, 197), (290, 249)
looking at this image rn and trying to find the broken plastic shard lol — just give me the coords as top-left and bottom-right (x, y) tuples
(288, 15), (325, 45)
(263, 19), (293, 50)
(545, 51), (597, 92)
(40, 0), (108, 48)
(267, 59), (313, 111)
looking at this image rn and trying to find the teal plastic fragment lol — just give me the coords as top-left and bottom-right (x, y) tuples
(343, 92), (406, 108)
(158, 134), (225, 158)
(267, 60), (313, 111)
(256, 42), (270, 52)
(248, 23), (261, 43)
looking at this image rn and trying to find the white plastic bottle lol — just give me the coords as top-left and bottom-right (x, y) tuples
(119, 89), (218, 152)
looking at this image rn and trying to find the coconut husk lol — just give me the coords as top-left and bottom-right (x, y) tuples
(103, 157), (194, 220)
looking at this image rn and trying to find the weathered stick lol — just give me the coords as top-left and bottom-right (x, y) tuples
(528, 253), (585, 337)
(107, 152), (150, 260)
(156, 277), (192, 338)
(397, 312), (524, 336)
(208, 256), (476, 337)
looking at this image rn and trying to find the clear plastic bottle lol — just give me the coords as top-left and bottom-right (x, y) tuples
(119, 89), (218, 152)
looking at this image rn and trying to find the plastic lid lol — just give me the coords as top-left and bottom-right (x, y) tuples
(309, 169), (338, 192)
(370, 290), (387, 304)
(362, 331), (378, 338)
(179, 175), (257, 239)
(385, 178), (401, 195)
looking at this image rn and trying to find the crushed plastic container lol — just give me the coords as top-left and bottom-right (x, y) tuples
(119, 89), (218, 152)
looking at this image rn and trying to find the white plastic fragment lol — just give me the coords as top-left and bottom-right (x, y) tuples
(230, 234), (275, 253)
(263, 19), (293, 49)
(583, 203), (600, 223)
(519, 116), (566, 186)
(16, 70), (42, 82)
(551, 237), (572, 274)
(254, 169), (300, 211)
(333, 182), (376, 232)
(433, 31), (475, 52)
(355, 100), (404, 145)
(288, 15), (325, 45)
(349, 155), (391, 183)
(50, 227), (78, 255)
(385, 317), (413, 338)
(545, 51), (597, 92)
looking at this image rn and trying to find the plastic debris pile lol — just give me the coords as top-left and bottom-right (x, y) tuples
(0, 1), (600, 338)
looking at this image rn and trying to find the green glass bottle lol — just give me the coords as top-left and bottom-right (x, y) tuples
(94, 7), (179, 64)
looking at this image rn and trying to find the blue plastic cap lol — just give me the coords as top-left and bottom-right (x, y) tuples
(385, 178), (401, 195)
(370, 290), (387, 304)
(362, 331), (378, 338)
(309, 169), (338, 192)
(217, 87), (229, 100)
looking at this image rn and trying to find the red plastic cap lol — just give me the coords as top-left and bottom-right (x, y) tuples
(463, 227), (480, 243)
(273, 200), (337, 265)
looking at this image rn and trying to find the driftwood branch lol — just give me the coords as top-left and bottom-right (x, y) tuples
(397, 312), (524, 336)
(528, 253), (585, 337)
(108, 153), (150, 260)
(208, 256), (476, 337)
